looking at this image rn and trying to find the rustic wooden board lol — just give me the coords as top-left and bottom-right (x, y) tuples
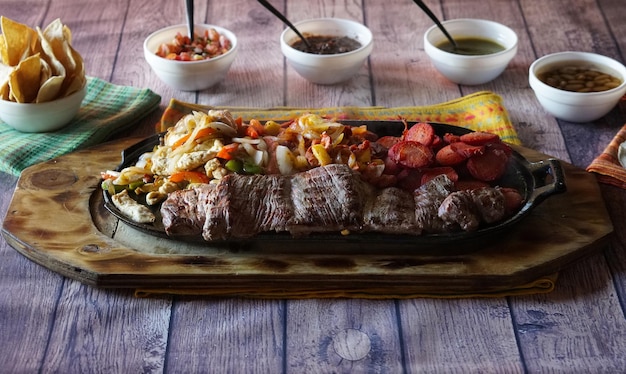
(1, 137), (613, 298)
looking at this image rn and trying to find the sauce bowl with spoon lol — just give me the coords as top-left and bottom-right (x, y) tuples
(423, 18), (518, 85)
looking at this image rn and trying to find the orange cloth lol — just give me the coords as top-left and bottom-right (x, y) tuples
(587, 123), (626, 188)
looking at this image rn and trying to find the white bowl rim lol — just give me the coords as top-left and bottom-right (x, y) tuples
(280, 18), (373, 60)
(143, 23), (238, 65)
(424, 18), (518, 59)
(529, 51), (626, 97)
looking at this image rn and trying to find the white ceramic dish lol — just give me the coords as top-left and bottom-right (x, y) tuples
(143, 24), (238, 91)
(423, 18), (518, 85)
(529, 51), (626, 122)
(280, 18), (373, 85)
(0, 86), (86, 133)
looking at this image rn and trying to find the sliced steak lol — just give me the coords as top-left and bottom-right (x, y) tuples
(161, 185), (211, 236)
(363, 186), (419, 235)
(287, 164), (370, 236)
(471, 187), (506, 224)
(438, 191), (480, 231)
(414, 174), (455, 233)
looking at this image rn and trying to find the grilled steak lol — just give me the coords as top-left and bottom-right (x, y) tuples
(363, 187), (419, 235)
(288, 164), (371, 236)
(160, 165), (517, 240)
(414, 174), (455, 233)
(161, 185), (211, 236)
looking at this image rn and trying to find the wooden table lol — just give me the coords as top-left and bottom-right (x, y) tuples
(2, 0), (625, 372)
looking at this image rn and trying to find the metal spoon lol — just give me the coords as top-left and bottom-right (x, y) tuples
(185, 0), (194, 40)
(412, 0), (458, 49)
(256, 0), (313, 51)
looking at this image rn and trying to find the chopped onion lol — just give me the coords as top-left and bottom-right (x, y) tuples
(275, 145), (294, 175)
(233, 137), (262, 145)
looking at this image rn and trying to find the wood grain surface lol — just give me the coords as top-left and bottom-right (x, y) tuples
(1, 0), (626, 372)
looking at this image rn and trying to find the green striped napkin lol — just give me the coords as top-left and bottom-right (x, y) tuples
(0, 77), (161, 176)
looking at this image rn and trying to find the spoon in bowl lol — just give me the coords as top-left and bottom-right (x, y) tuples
(185, 0), (194, 40)
(412, 0), (458, 50)
(257, 0), (313, 52)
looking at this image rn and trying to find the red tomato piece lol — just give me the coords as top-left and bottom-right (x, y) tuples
(436, 144), (467, 166)
(460, 131), (500, 146)
(404, 122), (435, 146)
(443, 133), (461, 144)
(388, 141), (434, 169)
(450, 141), (485, 158)
(500, 187), (524, 215)
(377, 135), (401, 149)
(466, 148), (509, 182)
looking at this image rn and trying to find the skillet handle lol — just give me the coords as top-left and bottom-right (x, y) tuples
(527, 158), (567, 205)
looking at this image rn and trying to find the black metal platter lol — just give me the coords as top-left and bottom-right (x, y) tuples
(103, 121), (566, 254)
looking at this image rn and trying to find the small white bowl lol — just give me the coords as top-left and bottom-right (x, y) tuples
(143, 24), (238, 91)
(424, 18), (518, 85)
(529, 51), (626, 122)
(280, 18), (373, 85)
(0, 86), (86, 133)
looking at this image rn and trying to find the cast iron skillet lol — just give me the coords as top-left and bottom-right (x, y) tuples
(103, 121), (566, 254)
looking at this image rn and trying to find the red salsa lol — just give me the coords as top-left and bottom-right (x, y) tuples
(156, 28), (232, 61)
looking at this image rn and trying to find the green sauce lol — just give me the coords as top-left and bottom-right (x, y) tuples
(436, 37), (505, 56)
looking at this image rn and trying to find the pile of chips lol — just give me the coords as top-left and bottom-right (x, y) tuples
(0, 16), (86, 103)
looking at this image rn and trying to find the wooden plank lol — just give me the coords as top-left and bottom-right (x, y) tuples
(400, 298), (524, 372)
(512, 0), (626, 371)
(166, 298), (285, 372)
(285, 300), (403, 372)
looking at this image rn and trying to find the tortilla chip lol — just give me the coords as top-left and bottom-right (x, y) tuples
(0, 63), (11, 100)
(8, 53), (41, 103)
(0, 16), (38, 66)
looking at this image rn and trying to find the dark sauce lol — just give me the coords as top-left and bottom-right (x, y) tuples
(436, 37), (505, 56)
(291, 35), (362, 55)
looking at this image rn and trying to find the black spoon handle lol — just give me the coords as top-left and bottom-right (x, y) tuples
(257, 0), (312, 50)
(186, 0), (194, 39)
(412, 0), (457, 47)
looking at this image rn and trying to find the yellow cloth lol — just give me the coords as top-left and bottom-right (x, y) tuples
(136, 92), (560, 299)
(158, 91), (521, 145)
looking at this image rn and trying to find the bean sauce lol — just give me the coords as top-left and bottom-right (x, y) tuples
(538, 65), (622, 93)
(291, 35), (361, 55)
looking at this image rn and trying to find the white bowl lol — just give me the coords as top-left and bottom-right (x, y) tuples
(424, 18), (518, 85)
(143, 24), (238, 91)
(0, 86), (86, 133)
(280, 18), (373, 85)
(529, 51), (626, 122)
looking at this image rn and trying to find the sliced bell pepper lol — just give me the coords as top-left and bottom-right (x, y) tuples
(172, 127), (217, 149)
(216, 143), (239, 160)
(169, 171), (210, 184)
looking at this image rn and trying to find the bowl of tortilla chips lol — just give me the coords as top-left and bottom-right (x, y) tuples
(0, 17), (87, 132)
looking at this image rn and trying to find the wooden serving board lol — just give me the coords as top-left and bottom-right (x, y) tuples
(1, 137), (614, 298)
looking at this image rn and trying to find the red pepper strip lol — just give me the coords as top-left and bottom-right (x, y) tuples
(216, 143), (239, 160)
(245, 119), (265, 139)
(171, 127), (216, 150)
(169, 171), (210, 184)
